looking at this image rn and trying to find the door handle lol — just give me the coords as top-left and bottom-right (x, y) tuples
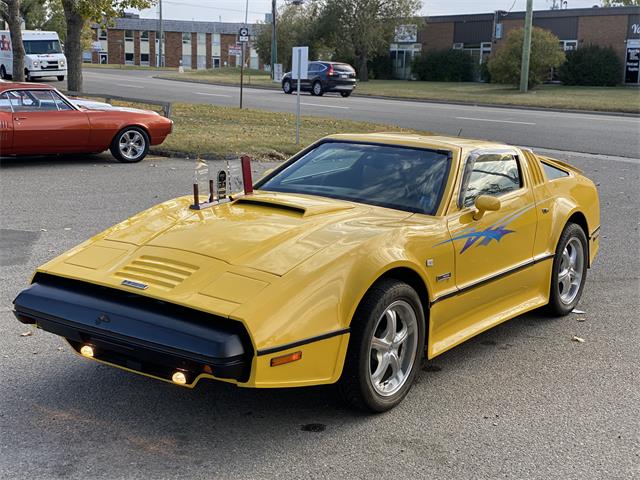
(14, 117), (27, 121)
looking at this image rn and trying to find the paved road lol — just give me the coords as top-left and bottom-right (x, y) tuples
(1, 150), (638, 479)
(57, 69), (640, 158)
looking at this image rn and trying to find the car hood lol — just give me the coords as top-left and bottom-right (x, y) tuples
(103, 192), (413, 276)
(71, 98), (156, 114)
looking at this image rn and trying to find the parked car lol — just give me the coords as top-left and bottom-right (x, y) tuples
(13, 133), (600, 412)
(0, 30), (67, 82)
(0, 82), (172, 162)
(282, 61), (357, 97)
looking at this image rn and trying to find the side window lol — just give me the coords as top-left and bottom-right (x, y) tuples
(8, 90), (57, 112)
(50, 91), (73, 111)
(0, 92), (12, 112)
(308, 62), (319, 73)
(461, 153), (522, 207)
(542, 162), (569, 180)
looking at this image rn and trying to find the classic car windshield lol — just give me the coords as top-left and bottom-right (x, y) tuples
(259, 141), (451, 215)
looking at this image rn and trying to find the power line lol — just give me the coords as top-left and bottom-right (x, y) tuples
(161, 0), (267, 16)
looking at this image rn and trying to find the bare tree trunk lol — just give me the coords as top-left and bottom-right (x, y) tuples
(6, 0), (25, 81)
(357, 52), (369, 82)
(62, 0), (83, 92)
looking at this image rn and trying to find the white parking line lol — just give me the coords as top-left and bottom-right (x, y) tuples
(116, 83), (144, 89)
(455, 116), (536, 125)
(301, 102), (350, 109)
(196, 92), (232, 97)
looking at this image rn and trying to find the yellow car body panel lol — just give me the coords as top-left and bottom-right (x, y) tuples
(21, 133), (600, 389)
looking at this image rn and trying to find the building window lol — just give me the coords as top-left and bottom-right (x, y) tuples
(182, 32), (191, 44)
(212, 33), (221, 57)
(98, 28), (107, 40)
(125, 52), (134, 64)
(560, 40), (577, 51)
(141, 53), (149, 65)
(125, 30), (133, 41)
(182, 32), (192, 68)
(141, 31), (149, 42)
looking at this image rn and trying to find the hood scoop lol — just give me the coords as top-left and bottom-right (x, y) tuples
(233, 195), (354, 218)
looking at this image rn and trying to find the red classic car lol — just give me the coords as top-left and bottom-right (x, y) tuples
(0, 82), (172, 162)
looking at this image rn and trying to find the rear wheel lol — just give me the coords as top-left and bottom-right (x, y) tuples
(282, 79), (292, 94)
(110, 127), (149, 163)
(340, 91), (352, 98)
(57, 75), (65, 81)
(339, 279), (425, 413)
(311, 81), (324, 96)
(546, 222), (588, 316)
(24, 69), (31, 82)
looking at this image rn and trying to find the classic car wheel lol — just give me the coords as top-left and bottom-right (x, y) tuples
(110, 127), (150, 163)
(339, 279), (424, 412)
(547, 223), (588, 316)
(311, 81), (324, 96)
(282, 80), (292, 94)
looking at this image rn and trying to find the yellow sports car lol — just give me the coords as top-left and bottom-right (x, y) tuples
(13, 134), (600, 412)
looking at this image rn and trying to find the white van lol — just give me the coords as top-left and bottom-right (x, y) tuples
(0, 30), (67, 81)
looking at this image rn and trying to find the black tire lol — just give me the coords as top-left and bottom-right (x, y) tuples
(24, 69), (31, 82)
(546, 222), (588, 316)
(340, 91), (352, 98)
(109, 126), (150, 163)
(0, 66), (7, 80)
(311, 81), (323, 96)
(57, 76), (65, 81)
(282, 79), (292, 94)
(338, 278), (425, 413)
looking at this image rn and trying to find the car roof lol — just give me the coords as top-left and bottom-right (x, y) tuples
(323, 132), (511, 154)
(0, 82), (52, 92)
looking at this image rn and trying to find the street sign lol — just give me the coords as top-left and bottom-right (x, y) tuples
(239, 35), (249, 43)
(228, 45), (242, 56)
(239, 27), (249, 42)
(291, 46), (308, 80)
(273, 63), (283, 82)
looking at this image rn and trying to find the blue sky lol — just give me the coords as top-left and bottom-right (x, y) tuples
(136, 0), (604, 23)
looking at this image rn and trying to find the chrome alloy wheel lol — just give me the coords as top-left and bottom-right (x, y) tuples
(118, 130), (145, 161)
(368, 300), (419, 397)
(313, 82), (322, 95)
(558, 237), (584, 305)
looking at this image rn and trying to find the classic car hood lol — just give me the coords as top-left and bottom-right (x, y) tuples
(71, 98), (155, 114)
(104, 192), (412, 276)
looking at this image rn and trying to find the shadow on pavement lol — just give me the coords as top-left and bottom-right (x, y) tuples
(0, 153), (116, 169)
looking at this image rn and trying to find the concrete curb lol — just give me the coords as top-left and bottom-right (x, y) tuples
(153, 75), (640, 118)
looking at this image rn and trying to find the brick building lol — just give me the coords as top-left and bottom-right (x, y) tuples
(390, 6), (640, 84)
(89, 14), (260, 70)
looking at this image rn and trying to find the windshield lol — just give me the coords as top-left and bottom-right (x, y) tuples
(258, 141), (451, 215)
(23, 39), (62, 55)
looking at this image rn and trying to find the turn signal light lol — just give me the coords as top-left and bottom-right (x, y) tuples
(171, 371), (188, 385)
(270, 351), (302, 367)
(80, 345), (94, 358)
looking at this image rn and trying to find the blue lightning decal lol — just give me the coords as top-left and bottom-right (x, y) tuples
(435, 203), (535, 254)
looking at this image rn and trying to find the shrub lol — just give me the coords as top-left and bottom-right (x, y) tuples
(488, 27), (565, 88)
(368, 53), (393, 80)
(557, 45), (622, 86)
(411, 49), (475, 82)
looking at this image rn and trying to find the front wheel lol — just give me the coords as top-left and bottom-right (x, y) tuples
(282, 79), (292, 94)
(340, 91), (352, 98)
(339, 279), (425, 412)
(57, 76), (65, 81)
(546, 222), (588, 316)
(110, 127), (150, 163)
(24, 69), (31, 82)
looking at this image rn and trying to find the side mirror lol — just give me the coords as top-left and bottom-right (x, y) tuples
(473, 195), (501, 220)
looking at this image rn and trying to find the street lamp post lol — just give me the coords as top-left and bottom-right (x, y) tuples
(271, 0), (277, 80)
(158, 0), (163, 68)
(519, 0), (533, 93)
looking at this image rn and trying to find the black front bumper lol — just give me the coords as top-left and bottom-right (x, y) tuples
(13, 274), (253, 384)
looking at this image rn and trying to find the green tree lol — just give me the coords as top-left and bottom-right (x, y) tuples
(0, 0), (26, 81)
(61, 0), (155, 92)
(601, 0), (640, 6)
(321, 0), (422, 81)
(488, 27), (565, 88)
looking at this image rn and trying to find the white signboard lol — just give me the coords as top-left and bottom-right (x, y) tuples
(228, 45), (242, 56)
(91, 41), (102, 52)
(273, 63), (283, 82)
(291, 46), (309, 80)
(394, 25), (417, 43)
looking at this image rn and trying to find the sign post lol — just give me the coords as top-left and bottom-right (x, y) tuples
(291, 46), (308, 145)
(238, 27), (249, 109)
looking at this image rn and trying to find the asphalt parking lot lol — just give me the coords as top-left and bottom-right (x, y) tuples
(0, 150), (638, 479)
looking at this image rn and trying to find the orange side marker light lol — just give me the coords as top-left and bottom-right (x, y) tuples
(270, 351), (302, 367)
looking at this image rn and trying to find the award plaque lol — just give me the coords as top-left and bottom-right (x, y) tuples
(190, 155), (254, 210)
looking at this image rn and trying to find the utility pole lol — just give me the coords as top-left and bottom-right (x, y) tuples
(271, 0), (277, 80)
(519, 0), (533, 93)
(158, 0), (163, 67)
